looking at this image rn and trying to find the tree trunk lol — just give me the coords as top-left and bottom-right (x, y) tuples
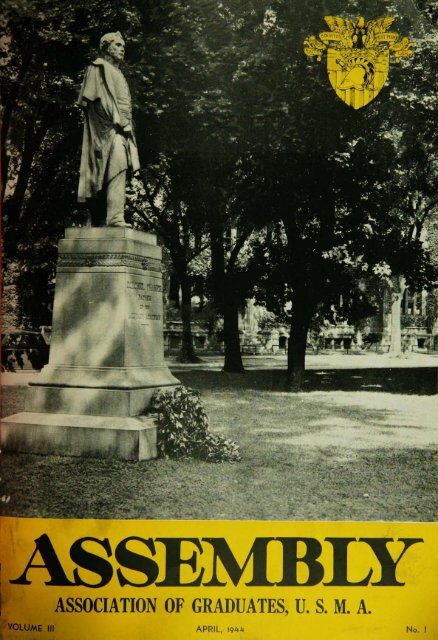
(223, 293), (244, 372)
(169, 271), (180, 308)
(3, 115), (50, 226)
(179, 272), (200, 363)
(1, 48), (34, 201)
(210, 221), (245, 372)
(210, 221), (225, 301)
(286, 295), (315, 392)
(389, 275), (406, 356)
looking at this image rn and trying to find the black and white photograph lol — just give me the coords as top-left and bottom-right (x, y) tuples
(1, 1), (437, 638)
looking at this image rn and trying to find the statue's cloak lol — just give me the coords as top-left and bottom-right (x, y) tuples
(77, 58), (140, 202)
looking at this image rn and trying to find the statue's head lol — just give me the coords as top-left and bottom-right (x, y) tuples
(100, 31), (125, 63)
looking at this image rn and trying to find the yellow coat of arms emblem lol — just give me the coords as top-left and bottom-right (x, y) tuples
(304, 16), (414, 109)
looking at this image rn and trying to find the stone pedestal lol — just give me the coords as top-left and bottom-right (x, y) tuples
(1, 227), (179, 460)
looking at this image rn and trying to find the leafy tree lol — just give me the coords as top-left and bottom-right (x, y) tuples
(127, 160), (210, 362)
(3, 0), (436, 389)
(204, 0), (436, 387)
(333, 26), (438, 354)
(130, 1), (271, 372)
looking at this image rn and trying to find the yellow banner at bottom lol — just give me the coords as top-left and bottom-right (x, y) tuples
(1, 518), (437, 640)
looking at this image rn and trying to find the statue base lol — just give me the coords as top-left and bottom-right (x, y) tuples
(1, 413), (157, 460)
(1, 227), (179, 460)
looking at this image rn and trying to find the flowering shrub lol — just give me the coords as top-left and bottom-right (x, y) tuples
(151, 386), (241, 463)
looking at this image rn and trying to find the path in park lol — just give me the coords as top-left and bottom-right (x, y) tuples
(169, 351), (438, 370)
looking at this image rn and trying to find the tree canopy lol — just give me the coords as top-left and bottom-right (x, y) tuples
(2, 0), (436, 384)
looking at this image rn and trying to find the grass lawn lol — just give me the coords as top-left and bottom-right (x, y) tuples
(1, 369), (437, 522)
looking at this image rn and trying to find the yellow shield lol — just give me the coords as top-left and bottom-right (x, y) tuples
(327, 48), (389, 109)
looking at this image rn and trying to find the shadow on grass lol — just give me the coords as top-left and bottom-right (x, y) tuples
(175, 367), (438, 395)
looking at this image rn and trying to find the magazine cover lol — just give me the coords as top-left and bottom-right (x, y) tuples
(1, 1), (437, 639)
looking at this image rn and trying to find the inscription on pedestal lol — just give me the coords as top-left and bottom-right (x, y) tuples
(127, 277), (162, 327)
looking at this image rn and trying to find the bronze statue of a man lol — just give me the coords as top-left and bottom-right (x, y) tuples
(77, 32), (139, 227)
